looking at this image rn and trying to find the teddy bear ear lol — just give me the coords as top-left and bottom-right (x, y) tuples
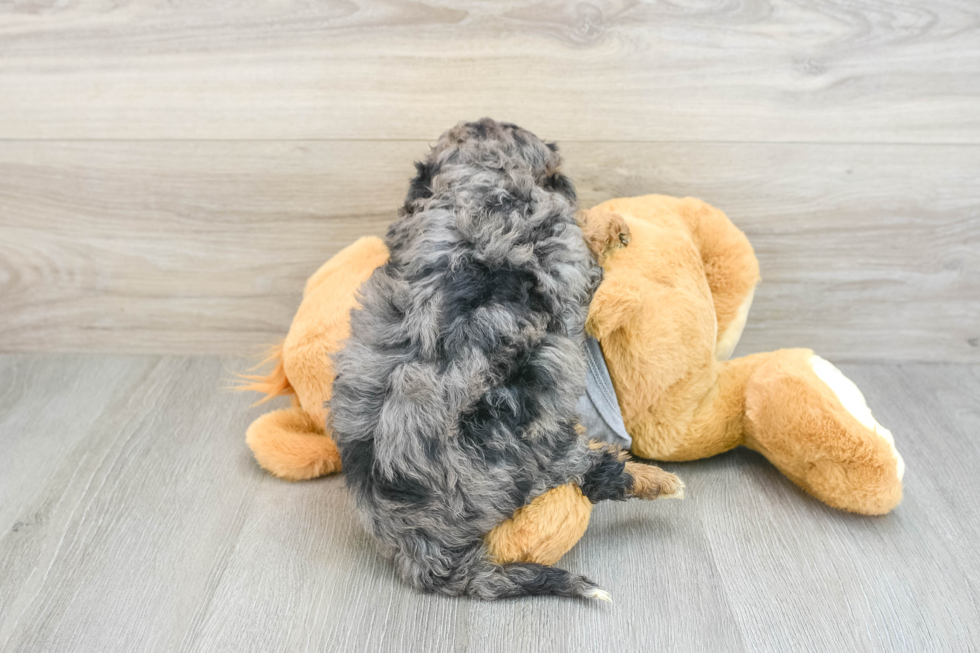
(586, 277), (644, 341)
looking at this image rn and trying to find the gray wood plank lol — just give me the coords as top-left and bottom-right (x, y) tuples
(0, 355), (158, 530)
(0, 0), (978, 142)
(1, 141), (977, 361)
(185, 473), (744, 653)
(1, 355), (979, 652)
(0, 356), (267, 652)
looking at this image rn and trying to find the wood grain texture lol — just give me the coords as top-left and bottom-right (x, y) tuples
(0, 0), (978, 142)
(1, 355), (978, 652)
(1, 140), (977, 360)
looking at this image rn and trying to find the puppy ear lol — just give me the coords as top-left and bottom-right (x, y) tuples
(586, 276), (643, 341)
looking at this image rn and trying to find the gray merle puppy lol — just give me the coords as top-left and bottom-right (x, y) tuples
(330, 118), (682, 601)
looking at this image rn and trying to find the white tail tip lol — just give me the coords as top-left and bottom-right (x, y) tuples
(586, 588), (612, 603)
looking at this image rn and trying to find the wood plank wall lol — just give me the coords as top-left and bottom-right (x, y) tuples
(1, 0), (978, 361)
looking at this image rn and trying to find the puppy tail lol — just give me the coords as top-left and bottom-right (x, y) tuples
(465, 559), (610, 602)
(402, 541), (608, 601)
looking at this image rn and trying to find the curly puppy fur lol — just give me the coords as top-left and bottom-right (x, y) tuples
(330, 118), (668, 601)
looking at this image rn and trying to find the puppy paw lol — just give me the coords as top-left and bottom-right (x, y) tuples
(624, 461), (685, 500)
(577, 209), (631, 263)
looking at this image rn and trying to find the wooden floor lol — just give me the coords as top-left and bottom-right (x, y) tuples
(1, 354), (978, 652)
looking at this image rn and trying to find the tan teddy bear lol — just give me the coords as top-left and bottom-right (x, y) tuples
(240, 194), (904, 566)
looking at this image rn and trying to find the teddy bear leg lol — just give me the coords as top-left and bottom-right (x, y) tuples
(246, 407), (342, 481)
(742, 349), (904, 515)
(628, 352), (773, 462)
(484, 484), (594, 566)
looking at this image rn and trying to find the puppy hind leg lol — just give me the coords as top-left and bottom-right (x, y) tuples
(579, 442), (632, 502)
(580, 441), (685, 502)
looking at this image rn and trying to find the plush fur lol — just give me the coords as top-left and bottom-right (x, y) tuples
(328, 119), (680, 600)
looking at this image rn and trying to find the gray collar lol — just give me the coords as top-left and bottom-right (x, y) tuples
(577, 337), (632, 450)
